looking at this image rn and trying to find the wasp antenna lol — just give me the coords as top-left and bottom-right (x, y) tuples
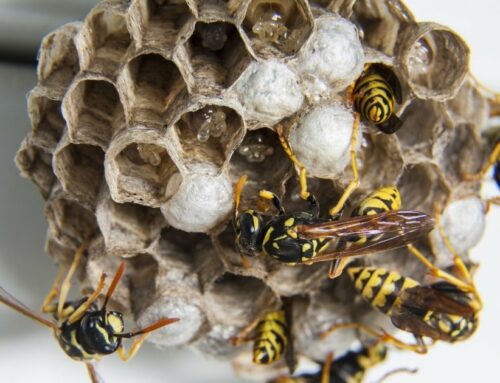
(102, 261), (126, 311)
(116, 317), (180, 338)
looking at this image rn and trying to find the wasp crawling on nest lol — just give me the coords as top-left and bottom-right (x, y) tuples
(0, 239), (179, 382)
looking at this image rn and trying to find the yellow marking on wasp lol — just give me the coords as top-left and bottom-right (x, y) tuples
(70, 329), (93, 360)
(372, 271), (402, 309)
(361, 268), (386, 299)
(96, 322), (111, 344)
(274, 234), (288, 241)
(273, 242), (280, 250)
(107, 313), (124, 334)
(284, 217), (295, 227)
(302, 243), (311, 252)
(252, 215), (260, 230)
(253, 311), (287, 364)
(263, 227), (274, 246)
(287, 229), (297, 239)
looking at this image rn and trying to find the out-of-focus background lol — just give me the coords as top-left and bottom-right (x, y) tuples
(0, 1), (498, 382)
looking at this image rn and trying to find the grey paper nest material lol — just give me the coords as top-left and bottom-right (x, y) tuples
(15, 0), (496, 380)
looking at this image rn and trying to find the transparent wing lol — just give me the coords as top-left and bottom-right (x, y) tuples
(0, 286), (57, 330)
(297, 211), (434, 264)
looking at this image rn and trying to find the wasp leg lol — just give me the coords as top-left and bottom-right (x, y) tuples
(117, 333), (149, 362)
(40, 265), (66, 313)
(406, 244), (472, 294)
(234, 175), (252, 268)
(374, 367), (418, 383)
(234, 175), (248, 216)
(320, 322), (427, 354)
(56, 238), (91, 320)
(484, 196), (500, 213)
(321, 352), (334, 383)
(85, 362), (103, 383)
(328, 257), (350, 279)
(259, 190), (286, 217)
(328, 112), (361, 218)
(231, 312), (264, 346)
(67, 273), (107, 325)
(276, 123), (310, 200)
(434, 205), (483, 308)
(117, 317), (179, 361)
(462, 141), (499, 181)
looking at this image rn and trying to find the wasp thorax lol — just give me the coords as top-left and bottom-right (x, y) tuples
(237, 132), (274, 163)
(190, 106), (227, 143)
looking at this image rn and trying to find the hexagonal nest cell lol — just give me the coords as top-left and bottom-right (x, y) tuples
(112, 139), (180, 206)
(16, 0), (496, 381)
(242, 0), (314, 58)
(172, 104), (244, 173)
(186, 21), (252, 91)
(79, 8), (133, 75)
(123, 53), (187, 123)
(65, 78), (125, 148)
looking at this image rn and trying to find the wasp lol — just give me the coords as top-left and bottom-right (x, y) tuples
(233, 124), (434, 278)
(320, 206), (482, 354)
(351, 63), (403, 134)
(269, 343), (388, 383)
(232, 298), (297, 374)
(0, 239), (179, 382)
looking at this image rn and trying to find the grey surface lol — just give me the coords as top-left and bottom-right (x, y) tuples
(0, 1), (99, 60)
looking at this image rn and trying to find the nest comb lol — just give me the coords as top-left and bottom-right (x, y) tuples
(15, 0), (497, 380)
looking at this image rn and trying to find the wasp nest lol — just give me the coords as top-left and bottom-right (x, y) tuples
(16, 0), (496, 381)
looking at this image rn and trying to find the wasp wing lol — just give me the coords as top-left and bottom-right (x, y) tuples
(297, 211), (434, 263)
(399, 284), (475, 317)
(389, 307), (454, 343)
(0, 286), (57, 330)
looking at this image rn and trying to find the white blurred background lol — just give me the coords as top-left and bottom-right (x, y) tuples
(0, 1), (498, 382)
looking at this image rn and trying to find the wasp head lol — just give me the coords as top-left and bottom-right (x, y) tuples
(235, 209), (264, 256)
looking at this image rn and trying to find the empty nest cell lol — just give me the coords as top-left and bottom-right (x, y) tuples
(53, 140), (105, 207)
(96, 189), (166, 256)
(351, 0), (413, 56)
(45, 193), (97, 250)
(79, 8), (133, 76)
(107, 127), (180, 206)
(172, 104), (244, 173)
(16, 140), (56, 199)
(397, 162), (448, 211)
(204, 272), (277, 327)
(28, 92), (65, 152)
(65, 79), (125, 148)
(399, 23), (469, 100)
(130, 0), (195, 49)
(38, 23), (80, 91)
(123, 53), (187, 123)
(242, 0), (313, 58)
(397, 99), (447, 154)
(185, 21), (252, 91)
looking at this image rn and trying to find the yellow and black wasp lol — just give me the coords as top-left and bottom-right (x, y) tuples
(321, 206), (482, 354)
(269, 343), (389, 383)
(0, 239), (179, 382)
(351, 63), (403, 134)
(232, 298), (297, 374)
(233, 124), (434, 278)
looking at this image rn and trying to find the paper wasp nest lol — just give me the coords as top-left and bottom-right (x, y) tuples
(15, 0), (495, 380)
